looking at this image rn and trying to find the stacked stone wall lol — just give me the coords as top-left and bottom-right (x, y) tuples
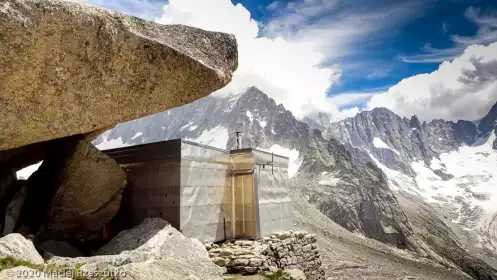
(206, 230), (325, 280)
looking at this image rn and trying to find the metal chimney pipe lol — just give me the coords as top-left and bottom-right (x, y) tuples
(235, 132), (243, 149)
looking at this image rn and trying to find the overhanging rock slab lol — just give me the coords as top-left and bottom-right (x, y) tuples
(0, 0), (238, 151)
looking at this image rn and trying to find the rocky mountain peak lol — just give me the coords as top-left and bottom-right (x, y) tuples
(302, 112), (331, 133)
(409, 115), (422, 130)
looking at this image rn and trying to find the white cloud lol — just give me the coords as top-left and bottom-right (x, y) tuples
(265, 0), (428, 61)
(154, 0), (430, 121)
(157, 0), (342, 119)
(368, 42), (497, 121)
(328, 92), (378, 107)
(366, 68), (391, 80)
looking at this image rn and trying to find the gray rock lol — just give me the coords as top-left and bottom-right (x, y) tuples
(233, 258), (249, 266)
(0, 169), (16, 202)
(0, 0), (237, 151)
(296, 136), (432, 256)
(399, 194), (497, 280)
(234, 240), (254, 247)
(0, 233), (44, 264)
(118, 258), (223, 280)
(283, 268), (307, 280)
(97, 218), (207, 259)
(49, 218), (209, 268)
(244, 266), (258, 274)
(37, 240), (83, 258)
(212, 257), (227, 267)
(2, 184), (27, 235)
(35, 140), (126, 242)
(249, 257), (264, 266)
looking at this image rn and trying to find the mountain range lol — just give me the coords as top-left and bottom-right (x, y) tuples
(94, 86), (497, 279)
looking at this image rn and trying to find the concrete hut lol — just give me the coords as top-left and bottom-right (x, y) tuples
(103, 138), (293, 243)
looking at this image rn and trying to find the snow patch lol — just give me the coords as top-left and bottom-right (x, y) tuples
(257, 145), (302, 178)
(246, 111), (253, 122)
(319, 174), (341, 187)
(16, 161), (42, 180)
(372, 137), (400, 155)
(225, 94), (242, 112)
(372, 133), (497, 236)
(366, 152), (414, 193)
(185, 125), (229, 149)
(429, 157), (444, 170)
(440, 133), (497, 215)
(189, 125), (198, 131)
(259, 120), (267, 128)
(131, 132), (143, 140)
(180, 121), (194, 131)
(96, 137), (131, 150)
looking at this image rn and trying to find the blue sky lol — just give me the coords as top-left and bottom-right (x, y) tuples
(80, 0), (497, 121)
(256, 0), (495, 96)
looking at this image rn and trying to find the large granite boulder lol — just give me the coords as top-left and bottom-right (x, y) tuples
(32, 139), (126, 241)
(97, 218), (207, 259)
(49, 218), (210, 266)
(2, 184), (28, 235)
(0, 233), (44, 264)
(0, 0), (238, 152)
(47, 218), (222, 280)
(0, 169), (16, 203)
(37, 240), (83, 258)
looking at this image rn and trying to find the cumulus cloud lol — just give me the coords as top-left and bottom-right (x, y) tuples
(155, 0), (430, 120)
(156, 0), (343, 119)
(368, 42), (497, 121)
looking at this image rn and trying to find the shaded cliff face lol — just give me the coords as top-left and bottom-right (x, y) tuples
(293, 134), (432, 256)
(95, 87), (425, 254)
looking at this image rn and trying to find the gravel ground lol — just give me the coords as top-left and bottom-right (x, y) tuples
(291, 193), (473, 280)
